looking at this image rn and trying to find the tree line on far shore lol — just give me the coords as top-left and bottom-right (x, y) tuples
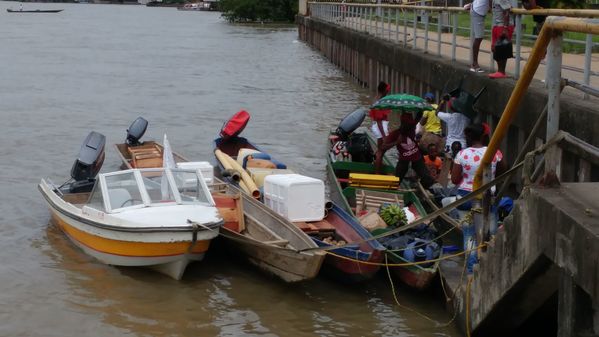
(219, 0), (298, 22)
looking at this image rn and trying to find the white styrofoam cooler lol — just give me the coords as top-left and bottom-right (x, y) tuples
(176, 161), (213, 183)
(263, 174), (325, 222)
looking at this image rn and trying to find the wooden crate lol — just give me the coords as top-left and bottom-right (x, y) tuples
(128, 144), (163, 168)
(355, 189), (404, 214)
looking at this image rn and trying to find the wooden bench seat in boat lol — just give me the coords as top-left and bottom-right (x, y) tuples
(128, 144), (163, 168)
(294, 220), (336, 235)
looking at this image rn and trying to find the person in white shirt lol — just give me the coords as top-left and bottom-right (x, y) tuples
(436, 97), (471, 152)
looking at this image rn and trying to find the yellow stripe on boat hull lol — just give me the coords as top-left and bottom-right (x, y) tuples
(52, 213), (211, 257)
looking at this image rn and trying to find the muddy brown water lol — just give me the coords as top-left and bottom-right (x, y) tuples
(0, 4), (461, 336)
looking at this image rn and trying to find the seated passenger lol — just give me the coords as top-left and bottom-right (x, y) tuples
(442, 124), (506, 218)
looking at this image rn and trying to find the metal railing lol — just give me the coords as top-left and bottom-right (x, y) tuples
(307, 2), (599, 99)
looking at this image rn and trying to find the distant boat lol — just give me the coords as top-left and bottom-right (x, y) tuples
(7, 9), (64, 13)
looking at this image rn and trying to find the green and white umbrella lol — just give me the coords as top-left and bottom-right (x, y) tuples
(371, 94), (432, 112)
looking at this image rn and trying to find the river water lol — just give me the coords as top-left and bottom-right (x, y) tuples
(0, 3), (461, 336)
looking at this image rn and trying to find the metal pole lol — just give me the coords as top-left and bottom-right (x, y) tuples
(377, 0), (382, 17)
(388, 8), (392, 40)
(584, 33), (592, 100)
(469, 10), (474, 66)
(369, 7), (373, 34)
(376, 6), (380, 36)
(452, 12), (457, 60)
(404, 8), (408, 47)
(437, 12), (442, 56)
(424, 10), (430, 53)
(546, 32), (563, 140)
(413, 9), (418, 50)
(360, 6), (363, 31)
(515, 14), (522, 79)
(396, 8), (400, 43)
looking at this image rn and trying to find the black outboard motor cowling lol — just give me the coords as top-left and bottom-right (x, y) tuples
(126, 117), (148, 146)
(67, 131), (106, 193)
(335, 108), (366, 141)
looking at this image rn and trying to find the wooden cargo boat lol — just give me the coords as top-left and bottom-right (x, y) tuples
(327, 128), (441, 289)
(214, 129), (385, 283)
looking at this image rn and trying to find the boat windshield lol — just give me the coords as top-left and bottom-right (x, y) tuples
(99, 168), (213, 213)
(103, 171), (145, 211)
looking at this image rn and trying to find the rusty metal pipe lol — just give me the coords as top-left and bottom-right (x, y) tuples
(511, 9), (599, 18)
(544, 16), (599, 34)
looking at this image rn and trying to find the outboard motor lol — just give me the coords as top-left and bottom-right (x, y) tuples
(65, 131), (106, 193)
(126, 117), (148, 146)
(335, 108), (366, 141)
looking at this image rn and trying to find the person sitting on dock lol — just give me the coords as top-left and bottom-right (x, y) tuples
(370, 81), (392, 173)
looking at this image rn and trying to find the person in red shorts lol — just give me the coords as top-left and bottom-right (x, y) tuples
(489, 0), (514, 79)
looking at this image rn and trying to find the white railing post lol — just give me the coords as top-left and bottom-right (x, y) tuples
(413, 9), (418, 50)
(452, 12), (458, 60)
(546, 32), (563, 140)
(367, 7), (372, 34)
(387, 8), (391, 40)
(424, 9), (430, 53)
(396, 8), (400, 43)
(469, 10), (474, 66)
(404, 8), (408, 47)
(584, 33), (592, 100)
(515, 14), (522, 79)
(437, 11), (442, 56)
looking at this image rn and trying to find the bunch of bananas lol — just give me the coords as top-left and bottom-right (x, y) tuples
(379, 203), (408, 227)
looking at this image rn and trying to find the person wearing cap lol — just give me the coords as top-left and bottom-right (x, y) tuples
(489, 0), (515, 79)
(418, 92), (445, 154)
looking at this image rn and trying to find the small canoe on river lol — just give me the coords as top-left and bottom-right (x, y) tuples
(7, 9), (63, 13)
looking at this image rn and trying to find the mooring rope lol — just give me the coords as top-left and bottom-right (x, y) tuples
(324, 243), (487, 267)
(299, 161), (523, 253)
(385, 253), (469, 328)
